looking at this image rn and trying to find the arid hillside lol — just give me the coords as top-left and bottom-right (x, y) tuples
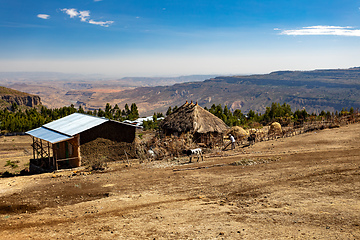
(1, 123), (359, 239)
(0, 86), (41, 109)
(2, 68), (360, 116)
(1, 73), (214, 111)
(103, 67), (360, 115)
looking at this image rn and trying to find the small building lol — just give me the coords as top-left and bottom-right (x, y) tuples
(159, 101), (229, 146)
(26, 113), (137, 171)
(123, 116), (165, 127)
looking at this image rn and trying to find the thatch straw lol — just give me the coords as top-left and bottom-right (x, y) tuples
(228, 126), (249, 139)
(160, 102), (229, 134)
(269, 122), (282, 134)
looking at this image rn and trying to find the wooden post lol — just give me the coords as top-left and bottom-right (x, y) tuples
(48, 142), (51, 168)
(53, 147), (56, 169)
(40, 139), (43, 159)
(56, 151), (58, 170)
(32, 137), (35, 160)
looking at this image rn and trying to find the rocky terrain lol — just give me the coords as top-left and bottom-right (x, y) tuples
(0, 86), (41, 109)
(1, 123), (359, 239)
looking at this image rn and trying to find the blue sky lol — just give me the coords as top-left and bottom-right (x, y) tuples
(1, 0), (360, 77)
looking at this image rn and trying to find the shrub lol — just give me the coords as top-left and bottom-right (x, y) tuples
(5, 160), (18, 168)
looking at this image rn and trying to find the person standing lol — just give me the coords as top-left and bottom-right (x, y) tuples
(229, 134), (236, 150)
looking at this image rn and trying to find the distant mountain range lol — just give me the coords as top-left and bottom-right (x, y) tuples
(1, 68), (360, 116)
(0, 72), (217, 87)
(0, 73), (218, 109)
(102, 67), (360, 115)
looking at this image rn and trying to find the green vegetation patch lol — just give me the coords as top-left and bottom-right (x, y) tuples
(5, 160), (18, 168)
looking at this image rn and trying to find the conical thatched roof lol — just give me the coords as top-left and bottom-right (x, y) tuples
(160, 102), (229, 134)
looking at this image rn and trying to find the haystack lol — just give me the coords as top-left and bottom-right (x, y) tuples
(228, 126), (249, 141)
(160, 101), (229, 145)
(269, 122), (282, 135)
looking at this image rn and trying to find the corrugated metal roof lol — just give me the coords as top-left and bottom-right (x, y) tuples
(26, 127), (73, 144)
(26, 113), (138, 143)
(43, 113), (108, 136)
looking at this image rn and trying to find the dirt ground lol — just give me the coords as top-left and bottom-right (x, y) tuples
(0, 135), (33, 175)
(1, 124), (360, 239)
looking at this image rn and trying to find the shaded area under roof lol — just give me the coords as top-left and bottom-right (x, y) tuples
(26, 127), (73, 144)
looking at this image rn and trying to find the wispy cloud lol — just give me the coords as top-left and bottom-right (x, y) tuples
(94, 0), (103, 2)
(61, 8), (113, 27)
(278, 26), (360, 36)
(89, 20), (114, 27)
(37, 14), (50, 20)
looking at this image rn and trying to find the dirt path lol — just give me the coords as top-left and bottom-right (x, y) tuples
(1, 124), (360, 239)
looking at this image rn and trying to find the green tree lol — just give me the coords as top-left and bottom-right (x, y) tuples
(127, 103), (139, 120)
(294, 109), (308, 121)
(350, 107), (354, 115)
(11, 102), (18, 112)
(97, 108), (105, 117)
(124, 104), (130, 116)
(78, 105), (85, 113)
(166, 106), (172, 116)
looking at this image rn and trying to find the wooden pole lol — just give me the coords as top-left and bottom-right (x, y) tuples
(53, 147), (56, 169)
(48, 142), (51, 168)
(32, 137), (35, 160)
(40, 139), (43, 159)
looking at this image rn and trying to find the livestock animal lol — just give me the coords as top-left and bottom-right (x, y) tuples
(183, 148), (203, 163)
(247, 133), (256, 145)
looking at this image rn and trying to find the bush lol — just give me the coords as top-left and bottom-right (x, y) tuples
(5, 160), (18, 168)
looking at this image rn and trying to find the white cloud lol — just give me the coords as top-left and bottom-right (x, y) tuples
(279, 25), (360, 37)
(61, 8), (79, 18)
(61, 8), (113, 27)
(79, 10), (90, 22)
(94, 0), (103, 2)
(37, 14), (50, 20)
(88, 19), (114, 27)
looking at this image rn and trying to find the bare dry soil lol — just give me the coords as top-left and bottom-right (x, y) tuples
(1, 124), (360, 239)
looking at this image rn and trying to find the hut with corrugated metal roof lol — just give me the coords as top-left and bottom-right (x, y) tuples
(159, 101), (229, 146)
(26, 113), (137, 171)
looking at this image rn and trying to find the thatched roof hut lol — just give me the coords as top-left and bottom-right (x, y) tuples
(160, 101), (229, 146)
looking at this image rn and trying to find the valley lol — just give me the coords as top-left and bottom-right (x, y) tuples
(1, 68), (360, 116)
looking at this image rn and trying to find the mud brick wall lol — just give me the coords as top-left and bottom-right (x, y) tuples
(80, 121), (136, 145)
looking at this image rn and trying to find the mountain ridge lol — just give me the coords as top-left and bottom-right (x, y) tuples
(2, 67), (360, 116)
(0, 86), (42, 109)
(104, 67), (360, 115)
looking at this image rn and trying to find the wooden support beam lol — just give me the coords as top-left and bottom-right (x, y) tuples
(32, 137), (35, 160)
(40, 139), (43, 159)
(48, 142), (51, 167)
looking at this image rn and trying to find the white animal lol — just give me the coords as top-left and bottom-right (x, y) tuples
(183, 148), (203, 163)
